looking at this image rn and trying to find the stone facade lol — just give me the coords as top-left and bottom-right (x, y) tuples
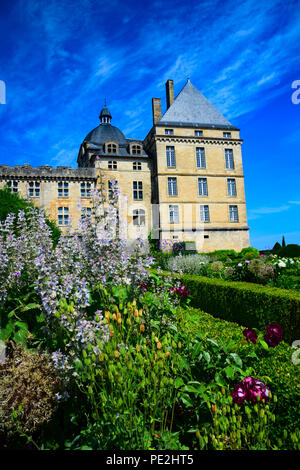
(0, 78), (250, 252)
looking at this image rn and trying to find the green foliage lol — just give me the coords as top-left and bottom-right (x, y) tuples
(208, 249), (239, 262)
(155, 270), (300, 344)
(278, 244), (300, 258)
(176, 307), (300, 449)
(239, 247), (260, 259)
(0, 187), (60, 246)
(272, 242), (282, 253)
(57, 296), (182, 450)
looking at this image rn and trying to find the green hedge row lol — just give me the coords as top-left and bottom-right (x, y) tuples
(157, 271), (300, 344)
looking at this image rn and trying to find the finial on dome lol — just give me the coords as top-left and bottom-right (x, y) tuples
(99, 100), (112, 124)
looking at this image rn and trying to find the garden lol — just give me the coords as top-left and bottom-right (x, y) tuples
(0, 187), (299, 450)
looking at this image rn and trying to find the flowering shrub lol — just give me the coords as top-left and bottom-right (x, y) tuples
(231, 377), (270, 405)
(165, 254), (210, 276)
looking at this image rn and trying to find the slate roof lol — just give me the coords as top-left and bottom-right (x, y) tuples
(159, 79), (235, 129)
(84, 124), (127, 145)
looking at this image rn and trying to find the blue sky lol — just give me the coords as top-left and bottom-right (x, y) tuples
(0, 0), (299, 249)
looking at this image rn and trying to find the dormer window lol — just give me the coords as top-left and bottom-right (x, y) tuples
(105, 142), (118, 154)
(131, 144), (142, 155)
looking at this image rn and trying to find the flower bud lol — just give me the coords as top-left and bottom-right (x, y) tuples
(138, 309), (143, 317)
(134, 309), (139, 317)
(132, 299), (136, 306)
(112, 313), (117, 321)
(157, 342), (162, 350)
(114, 350), (119, 358)
(140, 324), (145, 333)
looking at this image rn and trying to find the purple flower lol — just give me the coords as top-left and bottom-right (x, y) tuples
(264, 322), (283, 347)
(243, 328), (258, 344)
(231, 377), (270, 405)
(231, 381), (249, 404)
(13, 271), (21, 277)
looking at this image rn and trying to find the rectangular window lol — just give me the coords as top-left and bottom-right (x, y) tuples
(195, 130), (203, 136)
(133, 161), (142, 170)
(165, 129), (174, 135)
(225, 149), (234, 169)
(168, 177), (178, 196)
(227, 178), (237, 196)
(81, 182), (91, 197)
(108, 161), (117, 169)
(108, 180), (119, 199)
(198, 177), (208, 196)
(223, 132), (231, 138)
(200, 205), (210, 222)
(81, 207), (92, 219)
(58, 181), (69, 197)
(169, 205), (179, 223)
(133, 209), (145, 226)
(7, 180), (18, 193)
(58, 207), (69, 226)
(29, 181), (40, 197)
(133, 181), (143, 200)
(196, 147), (206, 168)
(229, 205), (239, 222)
(166, 146), (176, 167)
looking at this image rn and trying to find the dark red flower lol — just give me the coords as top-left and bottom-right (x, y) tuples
(264, 322), (283, 347)
(231, 377), (270, 405)
(243, 328), (258, 344)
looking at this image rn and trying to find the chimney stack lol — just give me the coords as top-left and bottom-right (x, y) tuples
(152, 98), (162, 125)
(165, 79), (174, 109)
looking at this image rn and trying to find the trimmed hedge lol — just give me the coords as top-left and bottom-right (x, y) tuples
(157, 271), (300, 344)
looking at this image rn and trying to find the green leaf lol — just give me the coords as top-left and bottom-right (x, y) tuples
(225, 366), (235, 379)
(174, 377), (185, 389)
(207, 338), (219, 348)
(230, 353), (243, 368)
(21, 303), (40, 311)
(259, 339), (269, 351)
(215, 373), (226, 386)
(203, 351), (211, 364)
(181, 393), (194, 408)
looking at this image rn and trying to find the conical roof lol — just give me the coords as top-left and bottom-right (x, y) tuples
(160, 79), (233, 128)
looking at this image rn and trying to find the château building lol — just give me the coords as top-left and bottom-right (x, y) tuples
(0, 79), (250, 252)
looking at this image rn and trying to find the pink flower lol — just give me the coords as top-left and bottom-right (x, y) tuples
(245, 260), (250, 264)
(238, 263), (242, 267)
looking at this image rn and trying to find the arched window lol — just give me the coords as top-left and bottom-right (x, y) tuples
(106, 142), (117, 154)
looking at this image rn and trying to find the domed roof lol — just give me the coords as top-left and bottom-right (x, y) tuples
(84, 102), (127, 145)
(84, 124), (127, 145)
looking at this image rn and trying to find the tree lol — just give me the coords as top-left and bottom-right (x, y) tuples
(0, 187), (60, 245)
(272, 241), (281, 253)
(282, 236), (286, 248)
